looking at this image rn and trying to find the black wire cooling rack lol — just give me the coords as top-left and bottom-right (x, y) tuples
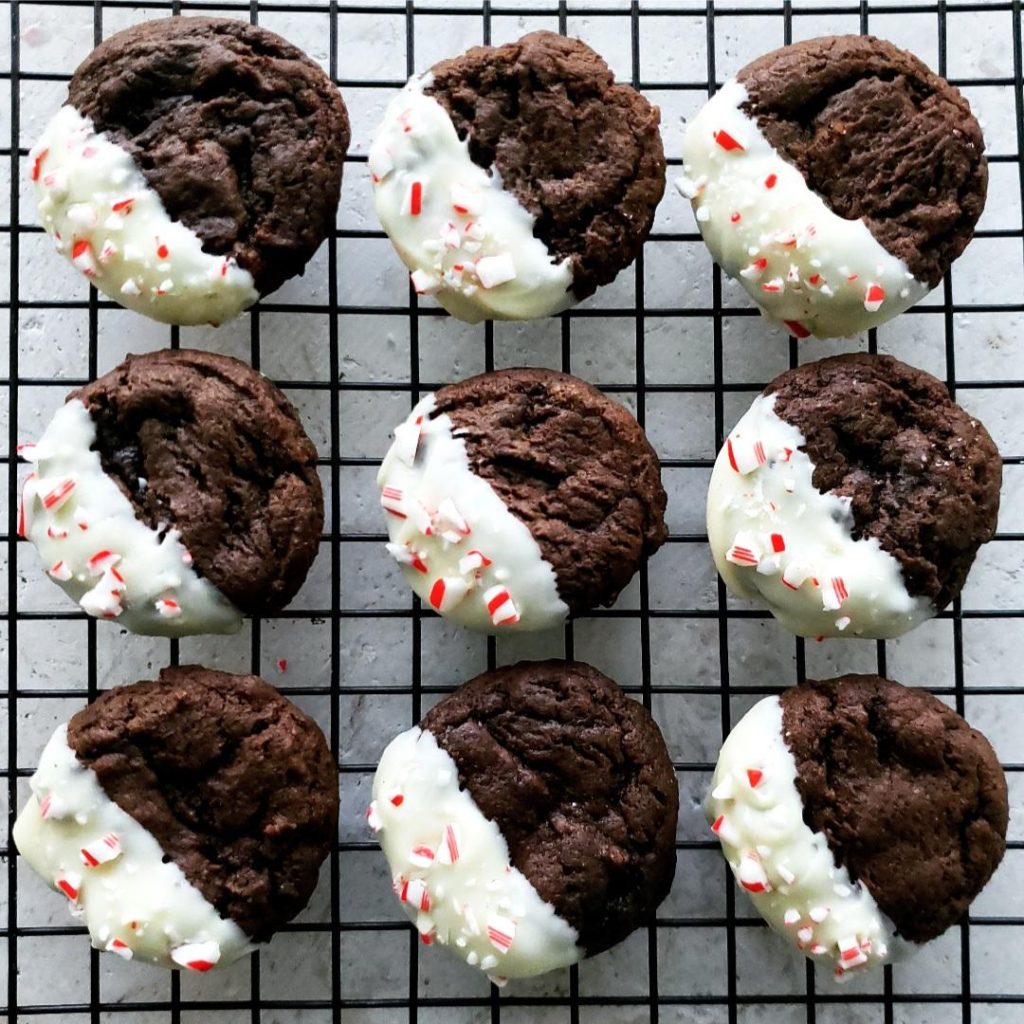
(4, 0), (1024, 1021)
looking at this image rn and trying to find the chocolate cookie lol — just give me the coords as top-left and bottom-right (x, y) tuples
(707, 353), (1000, 638)
(13, 666), (338, 971)
(369, 660), (678, 980)
(369, 30), (665, 321)
(377, 368), (667, 632)
(707, 675), (1006, 978)
(30, 16), (349, 325)
(19, 348), (323, 636)
(681, 35), (986, 338)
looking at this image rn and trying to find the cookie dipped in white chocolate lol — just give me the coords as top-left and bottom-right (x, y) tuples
(370, 726), (582, 982)
(14, 724), (254, 972)
(707, 697), (903, 980)
(31, 106), (259, 326)
(369, 74), (574, 323)
(680, 80), (929, 339)
(19, 399), (242, 637)
(377, 394), (569, 632)
(706, 393), (931, 638)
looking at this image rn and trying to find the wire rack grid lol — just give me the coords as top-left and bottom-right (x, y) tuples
(3, 0), (1024, 1022)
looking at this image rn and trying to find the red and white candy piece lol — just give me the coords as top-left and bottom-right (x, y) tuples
(57, 871), (82, 902)
(410, 269), (440, 295)
(440, 221), (461, 250)
(740, 257), (768, 280)
(155, 598), (182, 618)
(30, 147), (48, 182)
(783, 320), (811, 340)
(713, 129), (745, 152)
(368, 147), (395, 183)
(400, 877), (432, 913)
(429, 576), (471, 613)
(486, 915), (516, 953)
(837, 935), (869, 970)
(42, 476), (76, 511)
(434, 498), (470, 542)
(746, 768), (763, 789)
(726, 531), (762, 568)
(451, 182), (483, 216)
(783, 908), (802, 927)
(171, 940), (221, 972)
(408, 499), (435, 537)
(404, 180), (425, 216)
(106, 937), (133, 960)
(483, 585), (520, 627)
(726, 437), (767, 475)
(386, 542), (429, 574)
(18, 472), (37, 538)
(457, 549), (492, 575)
(822, 576), (849, 611)
(392, 417), (423, 465)
(863, 283), (886, 313)
(381, 486), (407, 519)
(70, 240), (98, 277)
(47, 560), (73, 582)
(87, 549), (121, 575)
(475, 254), (517, 290)
(737, 852), (772, 894)
(781, 561), (812, 592)
(710, 814), (741, 846)
(409, 844), (436, 868)
(80, 832), (121, 867)
(436, 823), (461, 865)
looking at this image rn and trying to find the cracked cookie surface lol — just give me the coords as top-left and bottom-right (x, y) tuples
(68, 16), (349, 296)
(738, 34), (986, 287)
(433, 367), (667, 614)
(780, 675), (1007, 943)
(768, 353), (1001, 611)
(68, 666), (339, 941)
(421, 660), (678, 954)
(73, 348), (323, 615)
(427, 30), (666, 299)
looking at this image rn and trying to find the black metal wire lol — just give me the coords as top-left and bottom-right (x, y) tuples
(4, 0), (1024, 1021)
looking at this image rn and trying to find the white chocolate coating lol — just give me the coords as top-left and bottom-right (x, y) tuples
(369, 74), (574, 323)
(707, 697), (903, 980)
(706, 394), (931, 638)
(370, 726), (581, 981)
(31, 106), (259, 326)
(377, 394), (568, 633)
(20, 399), (242, 637)
(14, 724), (254, 972)
(680, 80), (930, 339)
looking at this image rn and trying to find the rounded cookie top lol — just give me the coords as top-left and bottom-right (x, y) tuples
(426, 30), (666, 299)
(421, 660), (679, 956)
(737, 34), (986, 287)
(434, 368), (668, 615)
(767, 353), (1000, 610)
(72, 348), (323, 616)
(67, 666), (338, 942)
(780, 675), (1007, 943)
(67, 16), (350, 296)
